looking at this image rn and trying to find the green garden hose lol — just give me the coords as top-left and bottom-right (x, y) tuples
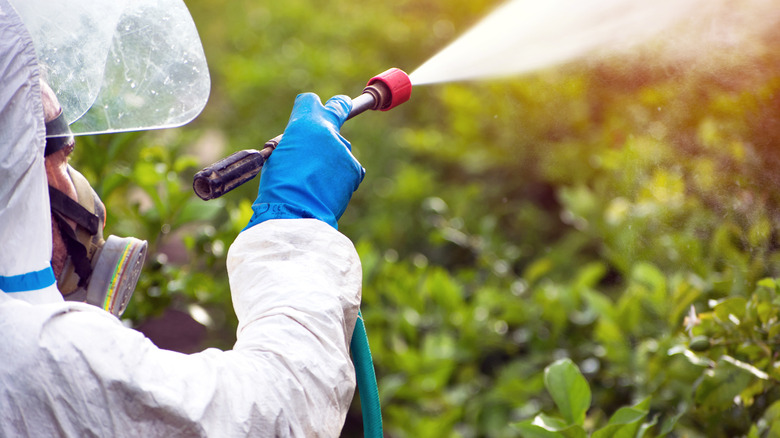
(351, 310), (383, 438)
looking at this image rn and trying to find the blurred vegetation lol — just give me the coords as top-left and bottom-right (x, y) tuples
(71, 0), (780, 436)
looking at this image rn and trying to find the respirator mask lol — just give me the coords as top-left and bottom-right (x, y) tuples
(46, 115), (147, 317)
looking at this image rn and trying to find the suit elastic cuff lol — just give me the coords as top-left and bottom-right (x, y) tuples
(243, 203), (337, 231)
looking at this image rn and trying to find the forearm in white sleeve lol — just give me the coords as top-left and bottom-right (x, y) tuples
(226, 218), (363, 433)
(0, 219), (362, 437)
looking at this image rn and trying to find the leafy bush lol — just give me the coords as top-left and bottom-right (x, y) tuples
(515, 358), (672, 438)
(72, 0), (780, 436)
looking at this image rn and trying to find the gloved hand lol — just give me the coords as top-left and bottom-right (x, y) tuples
(245, 93), (366, 231)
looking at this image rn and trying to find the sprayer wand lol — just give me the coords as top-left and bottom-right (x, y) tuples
(192, 68), (412, 201)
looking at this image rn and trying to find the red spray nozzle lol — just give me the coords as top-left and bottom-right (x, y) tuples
(366, 68), (412, 111)
(347, 68), (412, 118)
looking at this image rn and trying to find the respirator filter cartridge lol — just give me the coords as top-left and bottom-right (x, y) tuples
(86, 235), (148, 317)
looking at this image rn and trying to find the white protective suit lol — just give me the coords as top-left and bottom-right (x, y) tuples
(0, 2), (361, 436)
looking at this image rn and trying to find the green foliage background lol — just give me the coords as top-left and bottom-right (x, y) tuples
(72, 0), (780, 436)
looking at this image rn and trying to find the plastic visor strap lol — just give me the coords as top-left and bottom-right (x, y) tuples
(351, 310), (383, 438)
(44, 112), (74, 157)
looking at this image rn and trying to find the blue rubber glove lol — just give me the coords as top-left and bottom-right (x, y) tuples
(245, 93), (366, 231)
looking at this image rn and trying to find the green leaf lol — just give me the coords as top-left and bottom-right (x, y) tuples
(636, 414), (659, 438)
(514, 417), (564, 438)
(573, 262), (607, 289)
(133, 161), (164, 188)
(423, 267), (464, 312)
(174, 198), (226, 228)
(713, 297), (747, 325)
(763, 400), (780, 438)
(694, 357), (755, 410)
(514, 414), (587, 438)
(533, 413), (570, 431)
(656, 412), (684, 438)
(757, 301), (775, 325)
(97, 168), (130, 198)
(582, 289), (616, 320)
(592, 407), (648, 438)
(631, 262), (666, 298)
(524, 257), (554, 284)
(757, 278), (778, 291)
(544, 358), (591, 426)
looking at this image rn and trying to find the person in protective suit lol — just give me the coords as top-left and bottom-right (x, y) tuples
(0, 1), (365, 436)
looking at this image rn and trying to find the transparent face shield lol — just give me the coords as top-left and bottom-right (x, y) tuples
(10, 0), (210, 136)
(10, 0), (209, 315)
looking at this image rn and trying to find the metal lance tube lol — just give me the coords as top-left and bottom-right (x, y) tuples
(192, 68), (412, 201)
